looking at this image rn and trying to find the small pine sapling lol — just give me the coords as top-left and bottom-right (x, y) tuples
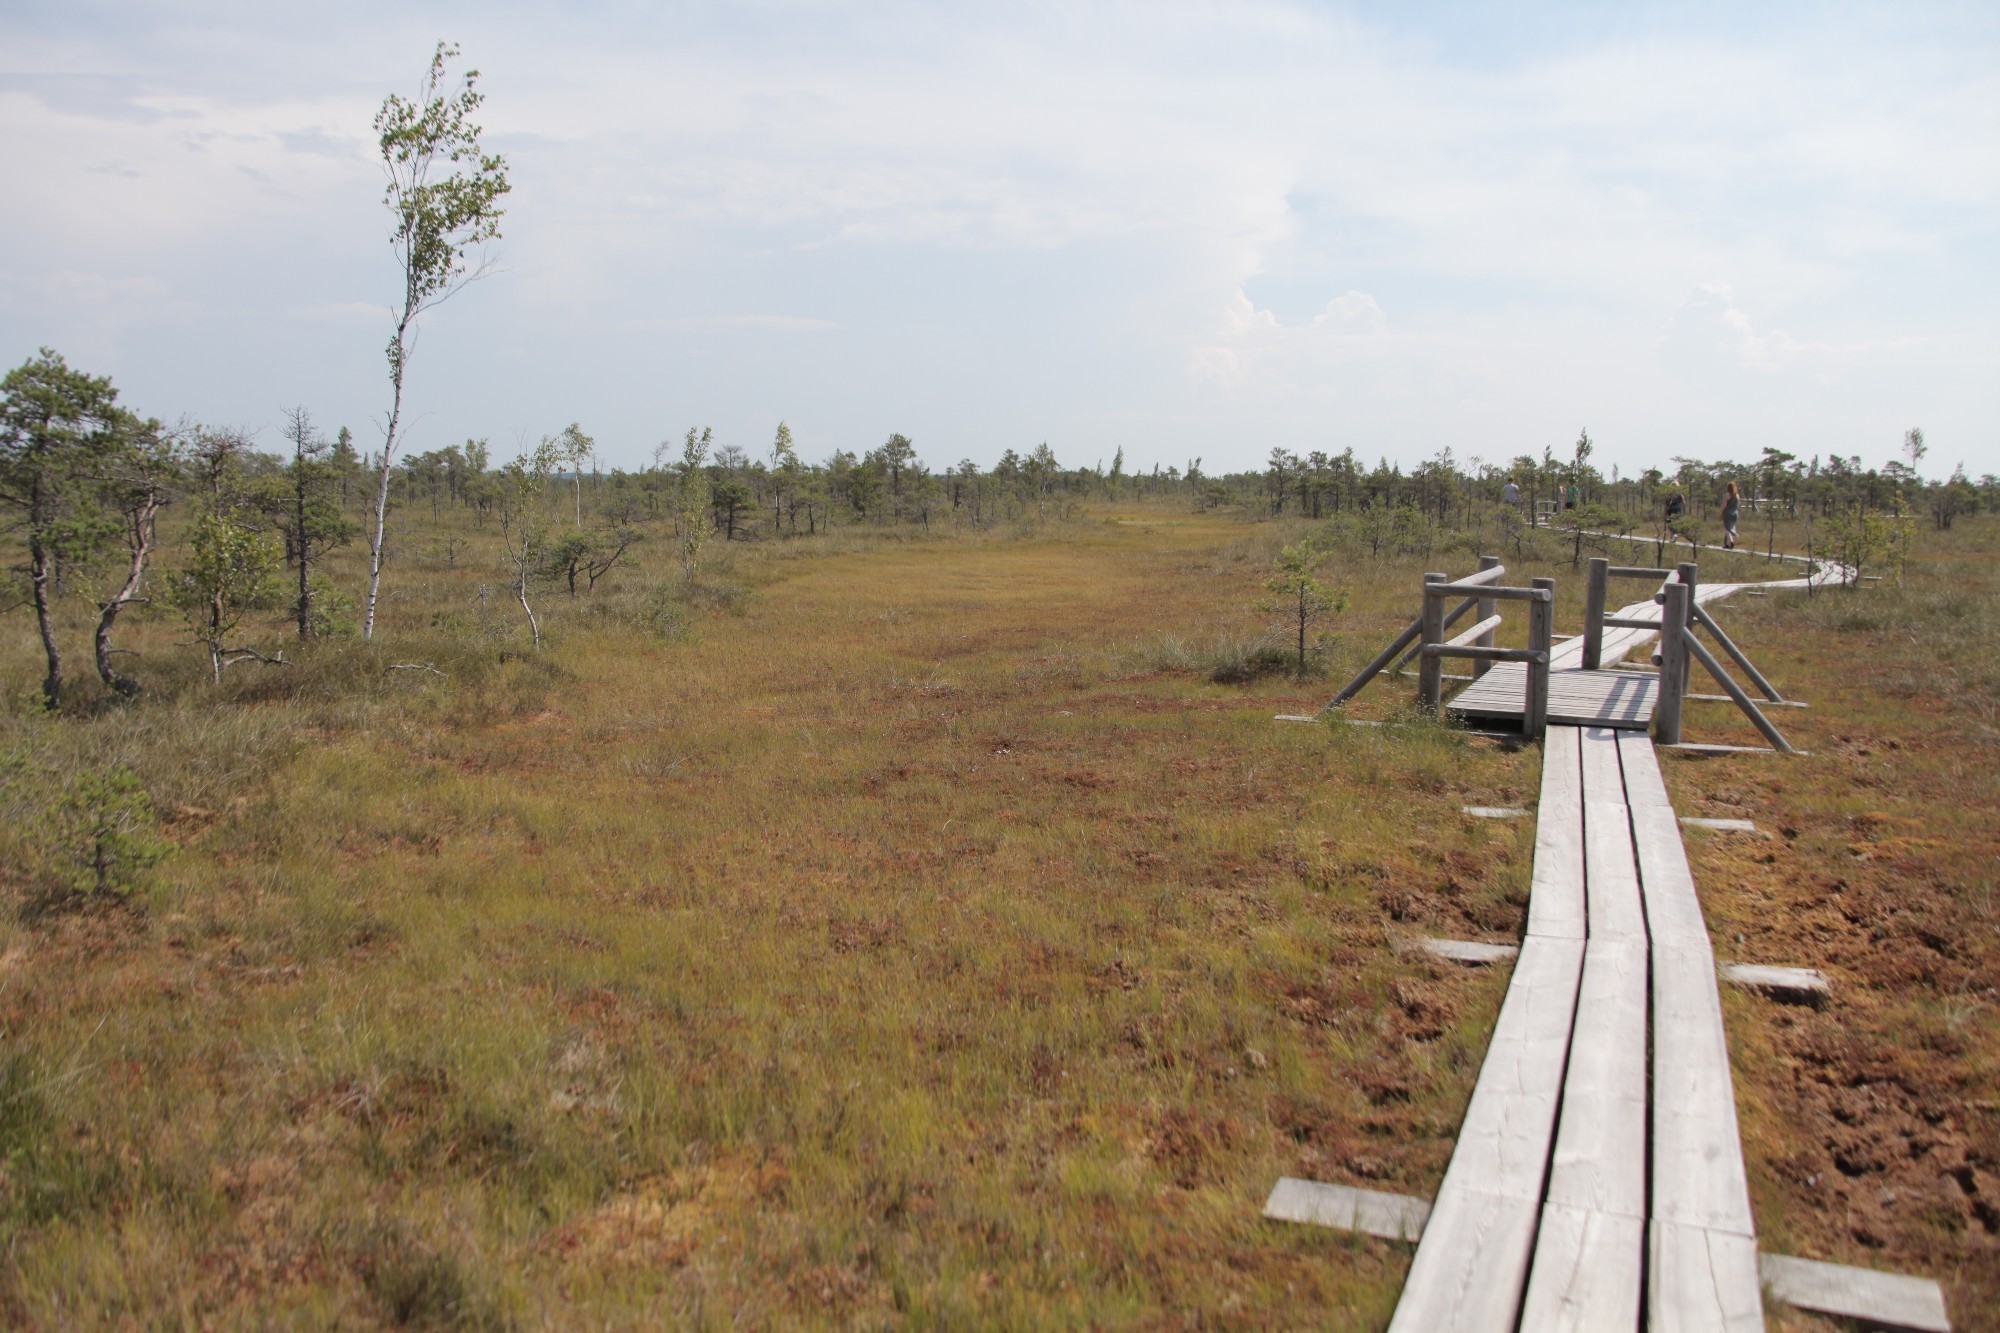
(1263, 537), (1349, 674)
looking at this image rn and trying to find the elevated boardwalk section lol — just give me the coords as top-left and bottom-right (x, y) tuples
(1449, 664), (1658, 729)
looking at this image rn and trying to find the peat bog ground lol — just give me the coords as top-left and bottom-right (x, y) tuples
(0, 506), (1992, 1327)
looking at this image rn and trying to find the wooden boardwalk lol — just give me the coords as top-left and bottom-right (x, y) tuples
(1449, 664), (1658, 729)
(1385, 724), (1765, 1330)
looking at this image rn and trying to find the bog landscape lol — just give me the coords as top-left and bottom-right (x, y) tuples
(5, 16), (1998, 1333)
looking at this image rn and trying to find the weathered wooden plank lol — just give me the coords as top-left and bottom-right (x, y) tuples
(1386, 935), (1583, 1330)
(1528, 728), (1586, 941)
(1517, 1203), (1643, 1332)
(1661, 741), (1792, 755)
(1584, 802), (1647, 942)
(1261, 1177), (1431, 1241)
(1423, 938), (1521, 965)
(1722, 963), (1831, 1006)
(1386, 1187), (1542, 1333)
(1543, 939), (1648, 1218)
(1630, 804), (1708, 948)
(1578, 725), (1623, 797)
(1461, 806), (1530, 819)
(1648, 1220), (1766, 1331)
(1614, 731), (1674, 808)
(1760, 1253), (1951, 1332)
(1436, 936), (1585, 1201)
(1681, 816), (1762, 833)
(1651, 941), (1757, 1238)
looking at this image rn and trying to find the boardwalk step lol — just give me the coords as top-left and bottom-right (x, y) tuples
(1461, 805), (1529, 819)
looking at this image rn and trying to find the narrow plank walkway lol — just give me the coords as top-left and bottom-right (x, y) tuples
(1385, 723), (1766, 1330)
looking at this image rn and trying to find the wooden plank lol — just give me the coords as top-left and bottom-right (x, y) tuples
(1760, 1253), (1951, 1332)
(1578, 726), (1624, 796)
(1386, 935), (1583, 1331)
(1517, 1204), (1643, 1332)
(1723, 963), (1831, 1006)
(1661, 742), (1789, 756)
(1423, 938), (1520, 965)
(1584, 802), (1647, 942)
(1651, 941), (1757, 1237)
(1528, 728), (1586, 941)
(1462, 806), (1529, 819)
(1648, 1221), (1766, 1331)
(1682, 816), (1761, 833)
(1386, 1188), (1541, 1333)
(1630, 804), (1708, 948)
(1614, 731), (1673, 808)
(1262, 1177), (1431, 1241)
(1543, 939), (1648, 1217)
(1435, 936), (1585, 1201)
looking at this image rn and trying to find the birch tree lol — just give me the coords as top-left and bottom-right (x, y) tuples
(363, 41), (510, 640)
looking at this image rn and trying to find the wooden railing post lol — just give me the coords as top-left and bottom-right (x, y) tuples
(1473, 555), (1500, 678)
(1582, 557), (1608, 671)
(1418, 572), (1446, 712)
(1657, 581), (1690, 745)
(1526, 577), (1554, 737)
(1675, 561), (1699, 699)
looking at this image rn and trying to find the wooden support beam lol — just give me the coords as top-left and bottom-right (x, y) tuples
(1680, 817), (1761, 833)
(1419, 645), (1547, 664)
(1432, 581), (1554, 601)
(1525, 579), (1554, 737)
(1682, 629), (1795, 753)
(1441, 614), (1504, 651)
(1582, 557), (1608, 670)
(1759, 1253), (1951, 1332)
(1423, 938), (1521, 964)
(1474, 555), (1500, 679)
(1327, 613), (1424, 708)
(1691, 601), (1785, 702)
(1262, 1178), (1431, 1242)
(1655, 583), (1689, 745)
(1418, 572), (1446, 713)
(1722, 963), (1831, 1007)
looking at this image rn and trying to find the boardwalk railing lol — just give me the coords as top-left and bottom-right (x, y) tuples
(1656, 579), (1796, 753)
(1582, 557), (1690, 671)
(1322, 556), (1508, 711)
(1416, 572), (1554, 733)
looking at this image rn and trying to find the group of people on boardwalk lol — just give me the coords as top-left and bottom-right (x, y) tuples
(1503, 473), (1742, 549)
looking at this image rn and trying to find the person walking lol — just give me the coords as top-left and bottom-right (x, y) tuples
(1721, 480), (1741, 550)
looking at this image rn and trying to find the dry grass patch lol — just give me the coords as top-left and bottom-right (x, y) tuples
(0, 506), (1549, 1325)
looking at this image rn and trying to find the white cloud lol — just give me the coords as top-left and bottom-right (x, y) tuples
(0, 2), (1994, 472)
(1663, 282), (1804, 375)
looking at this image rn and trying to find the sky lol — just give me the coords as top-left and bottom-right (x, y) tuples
(2, 0), (1996, 479)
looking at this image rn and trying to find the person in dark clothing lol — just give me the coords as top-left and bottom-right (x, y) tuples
(1721, 481), (1741, 549)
